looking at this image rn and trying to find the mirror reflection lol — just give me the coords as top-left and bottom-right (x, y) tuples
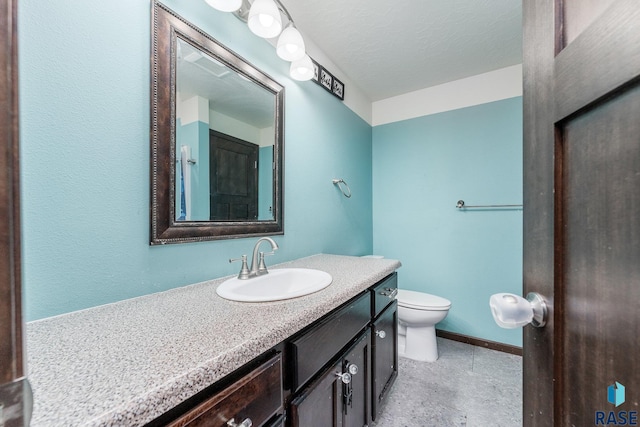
(175, 38), (275, 222)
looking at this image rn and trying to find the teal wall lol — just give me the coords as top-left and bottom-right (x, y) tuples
(258, 146), (274, 220)
(19, 0), (373, 321)
(372, 97), (523, 347)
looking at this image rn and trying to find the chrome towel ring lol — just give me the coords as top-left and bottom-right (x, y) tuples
(332, 179), (352, 198)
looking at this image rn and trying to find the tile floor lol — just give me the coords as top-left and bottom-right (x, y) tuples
(371, 338), (523, 427)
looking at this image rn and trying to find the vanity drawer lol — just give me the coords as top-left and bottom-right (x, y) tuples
(290, 291), (371, 392)
(372, 273), (398, 318)
(166, 353), (283, 427)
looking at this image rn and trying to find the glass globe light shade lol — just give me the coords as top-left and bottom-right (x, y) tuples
(204, 0), (242, 13)
(248, 0), (282, 38)
(277, 25), (306, 61)
(290, 55), (314, 81)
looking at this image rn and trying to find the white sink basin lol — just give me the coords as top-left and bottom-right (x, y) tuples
(216, 268), (333, 302)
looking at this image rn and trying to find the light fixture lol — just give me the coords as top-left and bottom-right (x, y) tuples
(205, 0), (242, 13)
(290, 54), (314, 81)
(277, 24), (305, 61)
(206, 0), (318, 82)
(248, 0), (282, 38)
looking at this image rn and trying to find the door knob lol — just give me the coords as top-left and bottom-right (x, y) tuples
(489, 292), (548, 328)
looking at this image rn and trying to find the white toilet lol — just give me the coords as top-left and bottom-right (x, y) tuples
(396, 289), (451, 362)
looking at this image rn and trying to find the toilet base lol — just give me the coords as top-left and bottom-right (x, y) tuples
(399, 325), (439, 362)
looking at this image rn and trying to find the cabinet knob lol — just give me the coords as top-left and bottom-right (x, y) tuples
(347, 363), (359, 375)
(227, 418), (252, 427)
(375, 330), (387, 339)
(335, 372), (352, 384)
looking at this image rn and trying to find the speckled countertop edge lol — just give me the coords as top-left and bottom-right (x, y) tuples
(27, 254), (401, 426)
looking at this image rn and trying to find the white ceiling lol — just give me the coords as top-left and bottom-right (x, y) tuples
(177, 39), (275, 128)
(281, 0), (522, 102)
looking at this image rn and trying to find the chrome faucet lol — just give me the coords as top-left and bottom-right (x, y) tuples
(229, 237), (279, 280)
(250, 237), (279, 276)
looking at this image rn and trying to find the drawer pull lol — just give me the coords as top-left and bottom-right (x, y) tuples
(379, 288), (398, 299)
(227, 418), (252, 427)
(335, 372), (352, 384)
(375, 330), (387, 339)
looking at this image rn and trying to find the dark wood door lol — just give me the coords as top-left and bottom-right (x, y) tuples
(0, 0), (31, 424)
(371, 302), (397, 421)
(523, 1), (640, 425)
(209, 130), (258, 221)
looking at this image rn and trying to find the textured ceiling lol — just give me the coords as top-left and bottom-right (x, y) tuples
(281, 0), (522, 101)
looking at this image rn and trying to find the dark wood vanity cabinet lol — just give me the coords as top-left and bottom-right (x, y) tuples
(148, 273), (398, 427)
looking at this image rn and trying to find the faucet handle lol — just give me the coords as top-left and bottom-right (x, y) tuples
(257, 251), (275, 275)
(229, 255), (250, 280)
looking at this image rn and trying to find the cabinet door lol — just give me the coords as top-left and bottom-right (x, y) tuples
(342, 330), (371, 427)
(289, 361), (343, 427)
(371, 301), (398, 420)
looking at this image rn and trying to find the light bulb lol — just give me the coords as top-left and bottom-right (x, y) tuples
(277, 25), (305, 61)
(248, 0), (282, 38)
(258, 13), (274, 28)
(204, 0), (242, 13)
(290, 55), (314, 81)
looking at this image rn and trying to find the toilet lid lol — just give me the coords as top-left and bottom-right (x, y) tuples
(396, 289), (451, 310)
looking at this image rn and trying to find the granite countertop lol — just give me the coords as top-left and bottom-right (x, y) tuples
(27, 254), (401, 426)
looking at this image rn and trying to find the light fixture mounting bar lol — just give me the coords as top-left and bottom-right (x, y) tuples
(233, 0), (294, 26)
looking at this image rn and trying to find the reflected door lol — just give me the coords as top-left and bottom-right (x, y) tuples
(209, 130), (258, 220)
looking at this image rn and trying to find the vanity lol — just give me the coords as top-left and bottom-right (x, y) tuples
(26, 254), (401, 426)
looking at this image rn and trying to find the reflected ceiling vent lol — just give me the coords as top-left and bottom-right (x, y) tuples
(181, 43), (230, 79)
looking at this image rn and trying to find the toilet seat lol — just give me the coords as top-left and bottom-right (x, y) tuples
(396, 289), (451, 311)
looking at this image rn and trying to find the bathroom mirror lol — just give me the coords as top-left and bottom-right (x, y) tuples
(151, 1), (284, 244)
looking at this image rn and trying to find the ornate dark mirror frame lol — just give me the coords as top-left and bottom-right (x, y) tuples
(150, 1), (284, 245)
